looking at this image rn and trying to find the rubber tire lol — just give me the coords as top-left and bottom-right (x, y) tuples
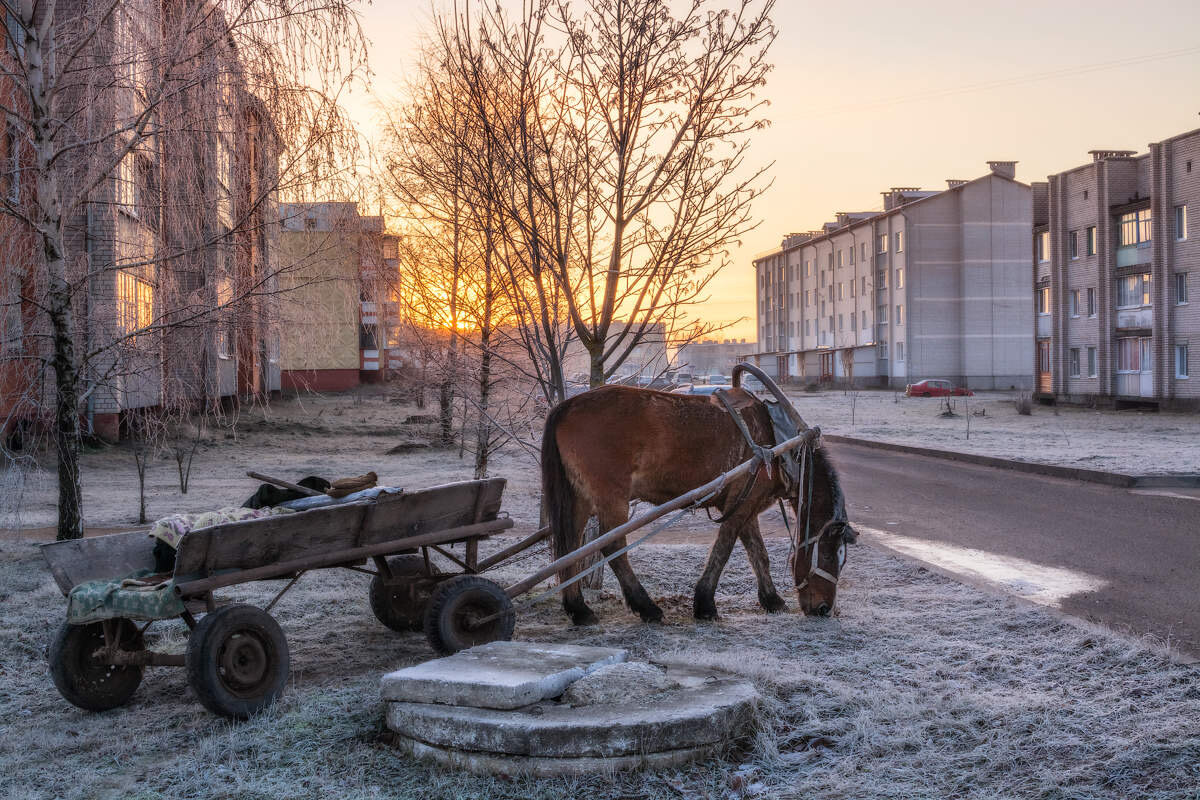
(369, 555), (439, 632)
(186, 604), (289, 720)
(49, 619), (144, 712)
(922, 392), (932, 397)
(423, 575), (515, 656)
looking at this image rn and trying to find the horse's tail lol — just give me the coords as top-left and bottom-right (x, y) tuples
(541, 401), (577, 566)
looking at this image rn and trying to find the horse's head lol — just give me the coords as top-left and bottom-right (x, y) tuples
(788, 447), (857, 616)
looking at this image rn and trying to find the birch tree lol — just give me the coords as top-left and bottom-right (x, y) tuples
(0, 1), (365, 540)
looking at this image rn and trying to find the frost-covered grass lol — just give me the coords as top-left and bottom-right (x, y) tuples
(786, 389), (1200, 475)
(2, 533), (1197, 800)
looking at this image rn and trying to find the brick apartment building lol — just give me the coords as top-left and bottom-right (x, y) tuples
(1033, 127), (1198, 408)
(750, 162), (1033, 389)
(0, 3), (281, 443)
(278, 203), (402, 392)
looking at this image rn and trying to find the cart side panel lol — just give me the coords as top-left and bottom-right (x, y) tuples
(172, 503), (369, 581)
(40, 531), (158, 595)
(359, 478), (506, 546)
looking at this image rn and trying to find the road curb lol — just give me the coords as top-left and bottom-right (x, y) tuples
(822, 434), (1200, 488)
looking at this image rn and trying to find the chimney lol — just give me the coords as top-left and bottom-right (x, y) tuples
(1088, 149), (1137, 162)
(987, 161), (1017, 179)
(946, 179), (966, 189)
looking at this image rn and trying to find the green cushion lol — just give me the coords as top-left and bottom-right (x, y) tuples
(66, 571), (187, 624)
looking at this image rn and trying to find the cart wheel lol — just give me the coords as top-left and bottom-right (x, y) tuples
(423, 575), (515, 655)
(186, 604), (289, 719)
(369, 555), (440, 632)
(49, 619), (145, 712)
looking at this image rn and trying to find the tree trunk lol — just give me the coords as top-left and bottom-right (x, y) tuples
(473, 338), (491, 479)
(51, 297), (84, 541)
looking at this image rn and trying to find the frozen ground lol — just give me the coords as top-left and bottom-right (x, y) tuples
(1, 388), (548, 532)
(1, 532), (1196, 799)
(784, 389), (1200, 476)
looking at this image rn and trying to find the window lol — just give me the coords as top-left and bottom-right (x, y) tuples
(896, 304), (904, 325)
(805, 259), (811, 276)
(1118, 208), (1152, 247)
(116, 271), (153, 346)
(6, 9), (25, 59)
(828, 285), (834, 301)
(1117, 337), (1148, 372)
(820, 271), (826, 288)
(877, 304), (888, 323)
(1116, 273), (1151, 308)
(838, 314), (844, 331)
(828, 315), (834, 331)
(1069, 290), (1079, 317)
(877, 233), (888, 254)
(837, 250), (844, 268)
(1036, 231), (1050, 262)
(2, 272), (20, 356)
(878, 342), (888, 359)
(827, 253), (833, 270)
(1087, 287), (1096, 317)
(849, 246), (856, 265)
(4, 122), (19, 203)
(896, 341), (904, 361)
(1069, 231), (1078, 260)
(849, 280), (855, 298)
(877, 269), (887, 289)
(304, 217), (318, 231)
(805, 320), (810, 336)
(838, 282), (845, 300)
(1038, 341), (1051, 373)
(860, 242), (868, 261)
(1037, 286), (1050, 315)
(1177, 344), (1189, 379)
(860, 276), (867, 295)
(896, 268), (904, 289)
(1177, 273), (1189, 305)
(1087, 347), (1097, 378)
(895, 231), (903, 252)
(1069, 348), (1080, 378)
(1176, 205), (1188, 241)
(850, 312), (856, 330)
(1086, 226), (1097, 256)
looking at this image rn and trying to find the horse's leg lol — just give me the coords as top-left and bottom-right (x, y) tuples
(596, 502), (663, 623)
(560, 502), (599, 626)
(693, 520), (739, 621)
(738, 516), (787, 613)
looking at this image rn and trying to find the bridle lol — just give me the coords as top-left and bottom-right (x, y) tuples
(785, 441), (848, 592)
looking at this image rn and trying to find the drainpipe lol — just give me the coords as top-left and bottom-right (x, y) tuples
(84, 202), (95, 436)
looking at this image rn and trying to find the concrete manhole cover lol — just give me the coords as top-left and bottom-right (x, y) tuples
(380, 641), (760, 776)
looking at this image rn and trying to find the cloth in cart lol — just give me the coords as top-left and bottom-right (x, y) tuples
(277, 485), (402, 512)
(66, 570), (188, 624)
(148, 505), (297, 550)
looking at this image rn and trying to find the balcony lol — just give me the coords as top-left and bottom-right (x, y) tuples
(1036, 314), (1051, 339)
(1115, 306), (1152, 330)
(1116, 244), (1150, 268)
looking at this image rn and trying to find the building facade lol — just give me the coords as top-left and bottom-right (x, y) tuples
(1033, 128), (1198, 407)
(674, 339), (754, 380)
(278, 203), (402, 392)
(751, 163), (1033, 389)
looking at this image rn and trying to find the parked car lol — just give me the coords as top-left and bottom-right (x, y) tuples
(672, 384), (724, 396)
(905, 379), (973, 397)
(708, 374), (729, 385)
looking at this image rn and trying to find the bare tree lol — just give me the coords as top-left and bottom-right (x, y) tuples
(0, 1), (366, 539)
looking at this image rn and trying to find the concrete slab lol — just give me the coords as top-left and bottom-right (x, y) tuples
(380, 641), (628, 710)
(385, 662), (759, 760)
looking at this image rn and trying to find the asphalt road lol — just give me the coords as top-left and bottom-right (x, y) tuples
(823, 441), (1200, 660)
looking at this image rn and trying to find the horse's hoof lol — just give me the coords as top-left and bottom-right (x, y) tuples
(638, 607), (664, 624)
(693, 606), (719, 622)
(760, 594), (787, 614)
(570, 612), (599, 626)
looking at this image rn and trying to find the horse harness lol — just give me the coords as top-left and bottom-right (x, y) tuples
(713, 389), (844, 591)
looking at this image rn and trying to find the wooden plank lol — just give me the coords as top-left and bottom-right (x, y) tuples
(359, 479), (506, 546)
(173, 518), (514, 597)
(40, 531), (158, 595)
(173, 503), (368, 579)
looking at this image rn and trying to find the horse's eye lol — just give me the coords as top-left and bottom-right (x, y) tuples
(836, 542), (846, 569)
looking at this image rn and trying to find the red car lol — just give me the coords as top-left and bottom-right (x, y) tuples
(905, 379), (973, 397)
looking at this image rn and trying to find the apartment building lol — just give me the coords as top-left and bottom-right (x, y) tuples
(1033, 128), (1198, 407)
(750, 163), (1033, 389)
(278, 203), (402, 391)
(674, 338), (755, 380)
(1, 3), (281, 444)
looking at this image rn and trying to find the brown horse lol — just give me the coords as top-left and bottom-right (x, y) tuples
(541, 384), (856, 624)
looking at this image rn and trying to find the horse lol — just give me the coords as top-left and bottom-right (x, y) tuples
(540, 382), (856, 625)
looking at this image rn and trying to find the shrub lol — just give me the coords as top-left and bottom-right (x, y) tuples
(1015, 393), (1033, 416)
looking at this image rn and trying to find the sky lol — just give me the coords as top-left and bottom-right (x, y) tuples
(343, 0), (1200, 343)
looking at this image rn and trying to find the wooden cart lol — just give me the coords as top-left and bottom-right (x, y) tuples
(42, 365), (819, 720)
(40, 478), (552, 719)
